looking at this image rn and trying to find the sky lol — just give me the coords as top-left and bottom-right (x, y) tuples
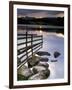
(17, 9), (64, 18)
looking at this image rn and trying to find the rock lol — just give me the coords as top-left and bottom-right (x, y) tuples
(17, 74), (27, 80)
(32, 66), (47, 74)
(54, 51), (61, 58)
(51, 60), (58, 62)
(28, 55), (40, 67)
(36, 51), (51, 56)
(43, 69), (50, 78)
(37, 62), (49, 68)
(29, 72), (44, 80)
(28, 69), (50, 80)
(40, 57), (49, 62)
(17, 65), (33, 79)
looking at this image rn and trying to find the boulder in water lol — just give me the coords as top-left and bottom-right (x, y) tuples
(28, 69), (50, 80)
(51, 60), (58, 62)
(32, 65), (46, 74)
(37, 62), (49, 68)
(54, 51), (61, 58)
(28, 55), (40, 67)
(36, 51), (51, 56)
(40, 57), (49, 62)
(17, 65), (33, 79)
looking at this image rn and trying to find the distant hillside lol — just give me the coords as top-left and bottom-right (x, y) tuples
(17, 17), (64, 26)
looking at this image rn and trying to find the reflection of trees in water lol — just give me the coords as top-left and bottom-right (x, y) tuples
(17, 17), (64, 26)
(18, 24), (64, 35)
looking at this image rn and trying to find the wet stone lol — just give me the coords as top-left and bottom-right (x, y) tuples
(36, 51), (51, 56)
(51, 60), (58, 62)
(17, 65), (33, 79)
(28, 69), (50, 80)
(28, 55), (40, 67)
(37, 62), (49, 68)
(32, 65), (46, 74)
(40, 57), (49, 62)
(54, 51), (61, 58)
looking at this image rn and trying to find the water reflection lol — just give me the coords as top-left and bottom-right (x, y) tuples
(39, 32), (64, 79)
(18, 25), (64, 79)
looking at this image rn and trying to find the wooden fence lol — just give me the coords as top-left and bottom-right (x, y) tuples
(17, 32), (43, 69)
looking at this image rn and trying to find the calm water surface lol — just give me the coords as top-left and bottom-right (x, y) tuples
(39, 32), (64, 79)
(18, 27), (64, 79)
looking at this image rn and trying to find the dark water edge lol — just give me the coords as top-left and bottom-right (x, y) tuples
(18, 17), (64, 26)
(18, 26), (64, 35)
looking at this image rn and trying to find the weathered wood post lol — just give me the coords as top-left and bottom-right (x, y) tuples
(31, 34), (33, 56)
(41, 35), (43, 48)
(26, 31), (29, 67)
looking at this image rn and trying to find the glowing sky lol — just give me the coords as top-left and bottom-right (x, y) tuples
(17, 9), (64, 18)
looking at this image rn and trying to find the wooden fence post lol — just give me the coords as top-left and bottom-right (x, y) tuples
(31, 34), (33, 56)
(26, 32), (28, 67)
(42, 36), (43, 48)
(17, 32), (43, 69)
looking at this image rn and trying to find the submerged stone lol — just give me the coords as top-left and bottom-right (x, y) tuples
(54, 51), (61, 58)
(40, 57), (49, 62)
(36, 51), (51, 56)
(51, 60), (58, 62)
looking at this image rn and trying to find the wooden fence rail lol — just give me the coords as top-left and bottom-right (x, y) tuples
(17, 32), (43, 69)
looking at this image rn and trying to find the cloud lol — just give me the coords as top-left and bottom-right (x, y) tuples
(17, 9), (64, 18)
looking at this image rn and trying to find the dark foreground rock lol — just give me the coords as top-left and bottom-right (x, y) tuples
(28, 55), (40, 67)
(51, 60), (58, 62)
(17, 74), (27, 80)
(28, 69), (50, 80)
(17, 65), (33, 80)
(37, 62), (49, 68)
(40, 57), (49, 62)
(36, 51), (51, 56)
(32, 66), (46, 74)
(54, 51), (61, 58)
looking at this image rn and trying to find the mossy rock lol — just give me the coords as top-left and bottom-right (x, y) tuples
(28, 69), (50, 80)
(37, 62), (49, 68)
(32, 65), (47, 74)
(17, 74), (27, 81)
(28, 54), (40, 67)
(17, 65), (33, 78)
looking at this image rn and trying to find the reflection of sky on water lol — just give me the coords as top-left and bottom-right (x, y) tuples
(18, 29), (64, 79)
(38, 32), (64, 79)
(25, 30), (64, 79)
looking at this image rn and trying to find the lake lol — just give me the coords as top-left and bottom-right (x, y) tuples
(38, 32), (64, 79)
(17, 25), (64, 79)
